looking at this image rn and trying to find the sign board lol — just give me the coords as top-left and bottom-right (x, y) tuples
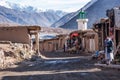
(114, 8), (120, 27)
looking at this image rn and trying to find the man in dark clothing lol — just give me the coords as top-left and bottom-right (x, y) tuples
(105, 37), (114, 64)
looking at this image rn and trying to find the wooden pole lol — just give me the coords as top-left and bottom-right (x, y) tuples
(101, 24), (104, 50)
(114, 27), (116, 56)
(35, 31), (40, 55)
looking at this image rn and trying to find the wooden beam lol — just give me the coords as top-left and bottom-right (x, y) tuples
(115, 27), (120, 30)
(114, 43), (120, 56)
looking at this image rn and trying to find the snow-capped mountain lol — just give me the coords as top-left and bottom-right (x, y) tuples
(0, 0), (67, 15)
(0, 0), (11, 8)
(0, 0), (68, 27)
(51, 0), (120, 29)
(0, 0), (40, 13)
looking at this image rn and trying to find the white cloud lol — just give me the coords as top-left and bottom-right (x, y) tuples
(6, 0), (91, 12)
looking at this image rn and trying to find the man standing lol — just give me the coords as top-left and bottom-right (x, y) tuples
(105, 37), (114, 65)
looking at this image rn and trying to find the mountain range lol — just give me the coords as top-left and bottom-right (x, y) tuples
(51, 0), (120, 29)
(1, 0), (120, 29)
(0, 0), (67, 27)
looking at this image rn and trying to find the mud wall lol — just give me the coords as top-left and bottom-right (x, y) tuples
(0, 27), (30, 44)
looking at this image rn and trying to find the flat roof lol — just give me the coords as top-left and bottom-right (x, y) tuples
(0, 25), (41, 30)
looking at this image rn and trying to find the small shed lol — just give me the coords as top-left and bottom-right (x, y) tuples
(82, 30), (98, 52)
(39, 38), (59, 52)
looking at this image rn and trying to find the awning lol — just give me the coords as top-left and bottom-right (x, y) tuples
(70, 32), (79, 38)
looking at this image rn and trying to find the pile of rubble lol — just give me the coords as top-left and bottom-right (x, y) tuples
(0, 41), (36, 69)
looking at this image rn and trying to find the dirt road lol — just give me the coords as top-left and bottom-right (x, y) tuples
(0, 52), (120, 80)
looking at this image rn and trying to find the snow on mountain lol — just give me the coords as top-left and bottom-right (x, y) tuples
(0, 0), (68, 27)
(0, 0), (42, 13)
(0, 0), (11, 8)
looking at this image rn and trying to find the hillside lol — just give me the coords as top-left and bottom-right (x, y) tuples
(40, 27), (72, 35)
(51, 0), (120, 29)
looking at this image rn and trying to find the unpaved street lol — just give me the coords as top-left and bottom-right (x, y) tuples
(0, 52), (120, 80)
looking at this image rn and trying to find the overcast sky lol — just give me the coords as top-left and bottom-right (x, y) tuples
(6, 0), (91, 12)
